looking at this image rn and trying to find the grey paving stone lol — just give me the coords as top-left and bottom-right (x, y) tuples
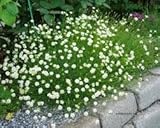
(59, 116), (101, 128)
(92, 92), (137, 128)
(131, 75), (160, 110)
(150, 67), (160, 75)
(133, 103), (160, 128)
(123, 124), (135, 128)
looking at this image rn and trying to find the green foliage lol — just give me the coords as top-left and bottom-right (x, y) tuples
(0, 0), (157, 26)
(29, 0), (109, 25)
(105, 0), (143, 13)
(0, 0), (19, 26)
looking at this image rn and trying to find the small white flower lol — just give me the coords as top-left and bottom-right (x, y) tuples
(70, 113), (75, 118)
(38, 88), (43, 94)
(64, 113), (69, 118)
(90, 68), (96, 74)
(83, 111), (89, 116)
(25, 110), (30, 115)
(84, 97), (89, 102)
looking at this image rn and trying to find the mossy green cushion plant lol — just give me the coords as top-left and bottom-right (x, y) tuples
(0, 9), (159, 118)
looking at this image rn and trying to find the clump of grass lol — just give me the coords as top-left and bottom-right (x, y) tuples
(0, 9), (159, 118)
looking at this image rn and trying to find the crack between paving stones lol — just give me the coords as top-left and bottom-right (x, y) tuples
(125, 89), (160, 112)
(121, 90), (139, 128)
(116, 90), (138, 128)
(98, 114), (103, 128)
(131, 122), (137, 128)
(121, 111), (138, 128)
(91, 114), (103, 128)
(139, 99), (160, 112)
(124, 89), (140, 112)
(122, 121), (137, 128)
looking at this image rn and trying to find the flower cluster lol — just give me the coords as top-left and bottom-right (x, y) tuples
(0, 9), (159, 118)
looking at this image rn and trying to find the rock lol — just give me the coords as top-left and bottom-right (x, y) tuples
(59, 116), (101, 128)
(92, 92), (137, 128)
(131, 75), (160, 110)
(133, 103), (160, 128)
(150, 67), (160, 75)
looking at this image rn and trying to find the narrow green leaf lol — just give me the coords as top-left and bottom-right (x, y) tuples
(103, 3), (111, 9)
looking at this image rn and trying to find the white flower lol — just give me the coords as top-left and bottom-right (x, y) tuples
(102, 73), (108, 79)
(64, 113), (69, 118)
(47, 113), (52, 117)
(74, 79), (80, 84)
(90, 68), (96, 74)
(55, 74), (60, 79)
(66, 79), (72, 86)
(58, 105), (63, 110)
(74, 88), (79, 93)
(70, 113), (75, 118)
(45, 83), (50, 88)
(83, 111), (89, 116)
(84, 78), (89, 83)
(84, 97), (89, 102)
(38, 88), (43, 94)
(71, 64), (76, 69)
(25, 110), (30, 115)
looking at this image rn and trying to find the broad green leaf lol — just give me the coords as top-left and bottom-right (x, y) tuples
(1, 9), (16, 26)
(40, 1), (54, 9)
(51, 0), (65, 8)
(6, 2), (19, 15)
(80, 0), (92, 8)
(44, 14), (54, 25)
(0, 0), (11, 6)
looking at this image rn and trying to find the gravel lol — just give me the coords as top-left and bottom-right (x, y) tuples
(0, 106), (84, 128)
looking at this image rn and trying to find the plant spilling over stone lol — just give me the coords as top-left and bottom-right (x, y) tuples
(0, 9), (159, 119)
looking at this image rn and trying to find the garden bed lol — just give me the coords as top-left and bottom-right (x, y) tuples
(0, 7), (160, 128)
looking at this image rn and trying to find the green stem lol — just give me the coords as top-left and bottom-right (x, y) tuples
(27, 0), (35, 25)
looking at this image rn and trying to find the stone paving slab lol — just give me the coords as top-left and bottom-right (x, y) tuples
(91, 92), (137, 128)
(123, 124), (135, 128)
(133, 103), (160, 128)
(130, 75), (160, 110)
(150, 67), (160, 75)
(59, 116), (101, 128)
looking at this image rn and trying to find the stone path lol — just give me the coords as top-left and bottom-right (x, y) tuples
(59, 67), (160, 128)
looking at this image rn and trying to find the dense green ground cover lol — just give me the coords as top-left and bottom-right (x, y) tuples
(0, 9), (160, 119)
